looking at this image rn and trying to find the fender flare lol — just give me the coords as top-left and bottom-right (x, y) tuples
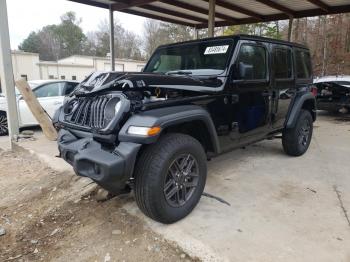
(285, 92), (316, 129)
(118, 105), (220, 154)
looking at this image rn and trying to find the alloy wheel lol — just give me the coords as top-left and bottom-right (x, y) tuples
(298, 118), (311, 147)
(163, 154), (199, 207)
(0, 114), (8, 135)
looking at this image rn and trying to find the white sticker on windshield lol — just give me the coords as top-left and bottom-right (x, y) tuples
(204, 45), (229, 55)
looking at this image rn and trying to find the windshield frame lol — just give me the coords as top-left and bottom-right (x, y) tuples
(143, 38), (236, 76)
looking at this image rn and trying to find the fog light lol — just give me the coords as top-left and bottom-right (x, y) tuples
(94, 163), (101, 175)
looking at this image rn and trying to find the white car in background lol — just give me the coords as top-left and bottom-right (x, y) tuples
(0, 80), (78, 135)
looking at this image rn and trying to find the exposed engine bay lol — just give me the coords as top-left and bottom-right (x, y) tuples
(314, 80), (350, 113)
(57, 71), (225, 135)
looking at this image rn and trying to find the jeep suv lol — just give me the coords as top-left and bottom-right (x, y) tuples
(55, 35), (316, 224)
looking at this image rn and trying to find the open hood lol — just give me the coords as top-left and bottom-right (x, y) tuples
(73, 71), (224, 96)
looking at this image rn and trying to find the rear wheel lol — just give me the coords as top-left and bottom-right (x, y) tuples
(282, 109), (313, 156)
(0, 112), (8, 136)
(134, 133), (207, 224)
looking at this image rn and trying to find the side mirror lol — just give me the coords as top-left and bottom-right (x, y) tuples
(238, 62), (253, 80)
(231, 62), (254, 84)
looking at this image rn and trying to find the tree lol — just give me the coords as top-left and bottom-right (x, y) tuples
(85, 19), (143, 60)
(143, 20), (194, 58)
(19, 12), (87, 60)
(224, 22), (282, 39)
(55, 11), (86, 58)
(18, 32), (41, 54)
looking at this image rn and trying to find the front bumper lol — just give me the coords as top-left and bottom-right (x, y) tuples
(57, 129), (141, 193)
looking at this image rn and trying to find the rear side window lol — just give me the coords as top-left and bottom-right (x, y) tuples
(295, 49), (312, 79)
(236, 44), (267, 80)
(64, 82), (78, 95)
(273, 47), (293, 79)
(34, 82), (63, 98)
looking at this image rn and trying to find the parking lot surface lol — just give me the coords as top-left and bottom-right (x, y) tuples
(126, 112), (350, 261)
(1, 112), (349, 262)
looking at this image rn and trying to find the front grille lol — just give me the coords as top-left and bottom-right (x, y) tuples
(65, 95), (118, 129)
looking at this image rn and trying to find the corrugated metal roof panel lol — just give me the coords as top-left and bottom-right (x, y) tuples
(130, 6), (201, 24)
(150, 1), (209, 20)
(224, 0), (282, 15)
(69, 0), (350, 28)
(275, 0), (317, 11)
(215, 5), (250, 19)
(323, 0), (350, 6)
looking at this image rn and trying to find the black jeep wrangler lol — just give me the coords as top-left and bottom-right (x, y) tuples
(55, 35), (316, 224)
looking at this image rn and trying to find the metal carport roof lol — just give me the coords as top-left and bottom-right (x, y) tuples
(69, 0), (350, 28)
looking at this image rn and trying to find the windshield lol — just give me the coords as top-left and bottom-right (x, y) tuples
(144, 39), (234, 75)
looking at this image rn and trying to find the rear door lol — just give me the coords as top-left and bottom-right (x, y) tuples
(19, 82), (65, 126)
(271, 45), (295, 128)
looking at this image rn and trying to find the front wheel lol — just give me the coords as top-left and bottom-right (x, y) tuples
(282, 109), (313, 156)
(0, 112), (8, 136)
(134, 133), (207, 224)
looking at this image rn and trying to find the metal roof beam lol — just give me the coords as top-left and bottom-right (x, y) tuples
(255, 0), (294, 17)
(306, 0), (331, 12)
(196, 4), (350, 29)
(69, 0), (110, 9)
(205, 0), (263, 20)
(159, 0), (238, 24)
(112, 0), (157, 11)
(140, 4), (208, 23)
(120, 8), (196, 27)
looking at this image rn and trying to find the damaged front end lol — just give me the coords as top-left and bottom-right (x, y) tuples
(54, 71), (222, 192)
(314, 79), (350, 114)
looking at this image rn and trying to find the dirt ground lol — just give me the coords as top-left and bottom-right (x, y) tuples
(0, 148), (196, 262)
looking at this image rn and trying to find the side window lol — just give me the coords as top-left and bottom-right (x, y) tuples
(64, 82), (78, 95)
(295, 49), (312, 79)
(34, 83), (62, 98)
(236, 44), (267, 80)
(273, 47), (293, 79)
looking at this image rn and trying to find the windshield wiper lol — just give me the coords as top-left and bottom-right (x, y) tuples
(165, 70), (192, 75)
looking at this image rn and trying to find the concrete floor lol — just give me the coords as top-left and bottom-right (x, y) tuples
(1, 112), (349, 262)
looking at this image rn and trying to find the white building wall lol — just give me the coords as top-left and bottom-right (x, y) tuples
(11, 51), (40, 81)
(4, 52), (147, 84)
(39, 63), (93, 81)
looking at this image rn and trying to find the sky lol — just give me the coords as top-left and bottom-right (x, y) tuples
(6, 0), (146, 49)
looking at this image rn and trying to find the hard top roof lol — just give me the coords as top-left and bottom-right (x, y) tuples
(156, 34), (309, 50)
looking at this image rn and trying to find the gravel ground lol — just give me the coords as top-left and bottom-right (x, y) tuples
(0, 148), (197, 262)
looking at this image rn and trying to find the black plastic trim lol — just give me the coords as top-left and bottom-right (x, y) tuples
(285, 92), (316, 128)
(57, 129), (141, 193)
(118, 105), (220, 154)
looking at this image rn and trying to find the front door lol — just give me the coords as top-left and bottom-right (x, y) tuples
(218, 41), (272, 152)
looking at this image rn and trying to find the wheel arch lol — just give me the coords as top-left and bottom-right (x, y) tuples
(285, 92), (316, 129)
(118, 105), (220, 155)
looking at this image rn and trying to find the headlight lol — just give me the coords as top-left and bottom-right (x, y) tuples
(104, 97), (121, 121)
(115, 101), (121, 114)
(127, 126), (161, 136)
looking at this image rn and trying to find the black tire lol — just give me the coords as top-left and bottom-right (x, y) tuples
(134, 133), (207, 224)
(0, 111), (8, 136)
(282, 109), (313, 156)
